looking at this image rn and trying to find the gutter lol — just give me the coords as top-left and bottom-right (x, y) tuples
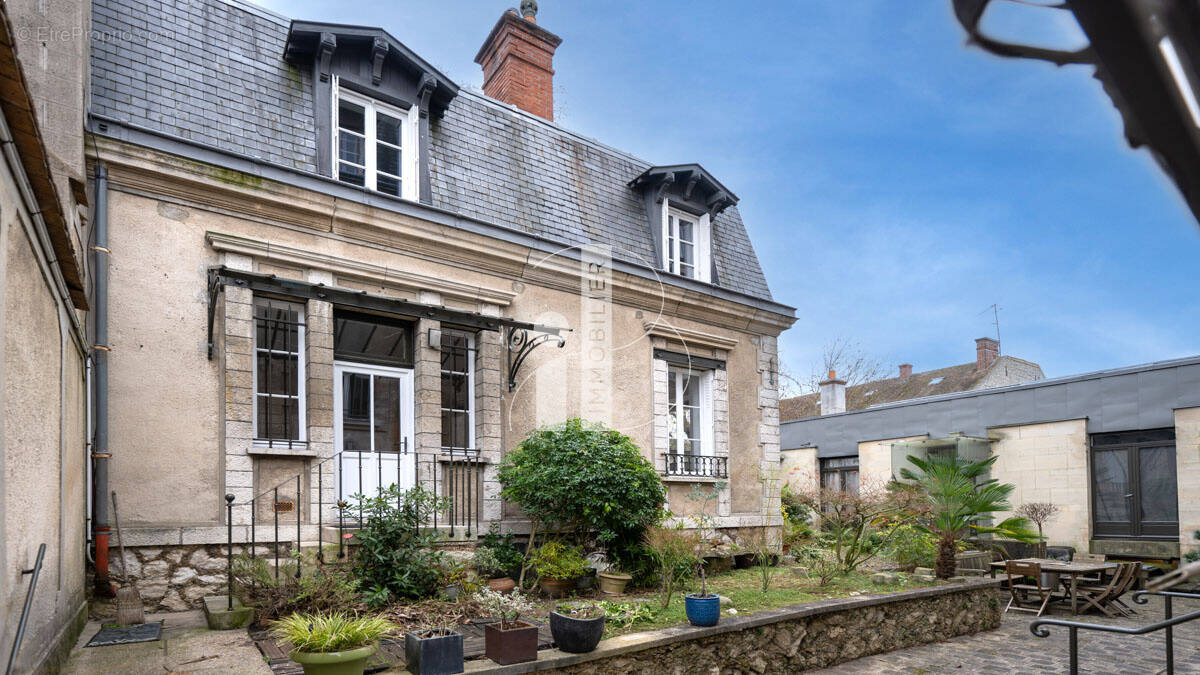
(91, 162), (112, 596)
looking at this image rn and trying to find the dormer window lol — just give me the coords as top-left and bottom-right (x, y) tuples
(628, 164), (738, 286)
(334, 86), (418, 200)
(661, 201), (710, 281)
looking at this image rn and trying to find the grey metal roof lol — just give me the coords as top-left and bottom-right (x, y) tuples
(782, 355), (1200, 458)
(89, 0), (777, 303)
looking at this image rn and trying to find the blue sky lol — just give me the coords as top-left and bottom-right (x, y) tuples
(260, 0), (1200, 381)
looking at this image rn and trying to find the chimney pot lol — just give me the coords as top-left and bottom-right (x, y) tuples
(819, 371), (847, 415)
(899, 363), (913, 379)
(475, 6), (563, 121)
(975, 337), (999, 371)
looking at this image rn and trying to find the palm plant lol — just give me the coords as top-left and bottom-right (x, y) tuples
(900, 453), (1038, 579)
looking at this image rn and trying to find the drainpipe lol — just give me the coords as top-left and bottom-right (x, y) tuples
(91, 162), (112, 596)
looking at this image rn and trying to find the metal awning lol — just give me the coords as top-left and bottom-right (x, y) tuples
(206, 266), (564, 360)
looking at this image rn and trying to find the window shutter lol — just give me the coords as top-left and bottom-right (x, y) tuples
(701, 371), (714, 457)
(660, 197), (670, 271)
(330, 75), (340, 178)
(697, 212), (712, 283)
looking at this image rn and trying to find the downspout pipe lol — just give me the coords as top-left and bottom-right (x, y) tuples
(91, 162), (112, 596)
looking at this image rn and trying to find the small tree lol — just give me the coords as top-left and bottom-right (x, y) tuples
(901, 454), (1039, 579)
(792, 477), (925, 576)
(643, 525), (699, 609)
(1014, 502), (1061, 558)
(498, 419), (666, 584)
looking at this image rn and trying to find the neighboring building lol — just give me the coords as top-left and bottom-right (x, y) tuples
(0, 0), (92, 670)
(86, 0), (795, 609)
(780, 337), (1044, 420)
(781, 355), (1200, 560)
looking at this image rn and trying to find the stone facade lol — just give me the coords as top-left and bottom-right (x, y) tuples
(491, 582), (1003, 675)
(989, 419), (1090, 552)
(1177, 406), (1200, 559)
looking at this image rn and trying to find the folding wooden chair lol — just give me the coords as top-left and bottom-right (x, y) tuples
(1072, 552), (1108, 583)
(1005, 560), (1061, 616)
(1076, 562), (1139, 617)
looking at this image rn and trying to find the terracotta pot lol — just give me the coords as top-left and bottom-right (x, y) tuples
(484, 620), (538, 665)
(486, 576), (516, 593)
(539, 577), (573, 598)
(596, 571), (631, 595)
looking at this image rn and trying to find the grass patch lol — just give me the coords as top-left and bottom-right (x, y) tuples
(598, 567), (933, 638)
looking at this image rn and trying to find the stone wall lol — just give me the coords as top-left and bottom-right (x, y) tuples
(481, 581), (1001, 675)
(115, 544), (280, 611)
(989, 419), (1090, 552)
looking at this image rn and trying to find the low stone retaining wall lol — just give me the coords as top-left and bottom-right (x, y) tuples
(465, 579), (1003, 674)
(115, 544), (283, 611)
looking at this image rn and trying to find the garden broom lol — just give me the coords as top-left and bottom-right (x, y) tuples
(111, 492), (145, 625)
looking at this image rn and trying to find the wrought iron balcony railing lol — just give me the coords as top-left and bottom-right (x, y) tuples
(661, 453), (728, 479)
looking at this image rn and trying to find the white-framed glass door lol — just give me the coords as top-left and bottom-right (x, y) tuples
(334, 362), (415, 502)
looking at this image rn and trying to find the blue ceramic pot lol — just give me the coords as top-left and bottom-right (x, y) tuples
(684, 593), (720, 627)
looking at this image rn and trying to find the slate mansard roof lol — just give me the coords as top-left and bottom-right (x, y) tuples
(89, 0), (778, 304)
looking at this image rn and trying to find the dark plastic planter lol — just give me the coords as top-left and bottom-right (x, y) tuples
(685, 593), (720, 627)
(549, 611), (605, 653)
(484, 621), (538, 665)
(404, 630), (464, 675)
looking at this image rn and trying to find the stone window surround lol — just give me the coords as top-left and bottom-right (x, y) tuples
(653, 340), (731, 518)
(219, 252), (505, 534)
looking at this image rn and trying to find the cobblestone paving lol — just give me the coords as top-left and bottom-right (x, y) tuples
(815, 593), (1200, 674)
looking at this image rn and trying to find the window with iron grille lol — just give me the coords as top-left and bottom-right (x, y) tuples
(253, 297), (306, 447)
(440, 330), (474, 452)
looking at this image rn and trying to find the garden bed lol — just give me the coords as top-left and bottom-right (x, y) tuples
(248, 566), (942, 671)
(463, 578), (1003, 674)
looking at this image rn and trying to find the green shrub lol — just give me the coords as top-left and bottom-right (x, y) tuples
(498, 419), (665, 565)
(474, 524), (525, 578)
(886, 524), (941, 572)
(344, 483), (449, 605)
(780, 484), (812, 524)
(529, 541), (589, 581)
(269, 612), (393, 653)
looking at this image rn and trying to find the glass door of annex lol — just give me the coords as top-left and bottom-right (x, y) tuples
(1091, 428), (1178, 539)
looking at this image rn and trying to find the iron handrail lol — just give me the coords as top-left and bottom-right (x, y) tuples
(1030, 588), (1200, 674)
(225, 446), (482, 606)
(6, 543), (46, 675)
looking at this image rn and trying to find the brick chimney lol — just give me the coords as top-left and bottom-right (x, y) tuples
(819, 369), (847, 415)
(975, 337), (999, 371)
(474, 2), (563, 121)
(898, 363), (913, 379)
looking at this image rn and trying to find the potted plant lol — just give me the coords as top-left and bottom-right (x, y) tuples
(684, 543), (719, 627)
(439, 561), (473, 601)
(530, 541), (587, 598)
(404, 627), (464, 675)
(269, 612), (393, 675)
(473, 546), (516, 593)
(596, 568), (632, 595)
(549, 604), (605, 654)
(473, 587), (538, 665)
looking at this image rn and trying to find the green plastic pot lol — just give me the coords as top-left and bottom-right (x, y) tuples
(290, 645), (375, 675)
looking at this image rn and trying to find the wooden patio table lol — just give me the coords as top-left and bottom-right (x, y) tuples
(989, 558), (1118, 614)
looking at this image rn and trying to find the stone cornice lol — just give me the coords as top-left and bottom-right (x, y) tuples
(206, 231), (518, 307)
(642, 320), (739, 351)
(89, 136), (796, 336)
